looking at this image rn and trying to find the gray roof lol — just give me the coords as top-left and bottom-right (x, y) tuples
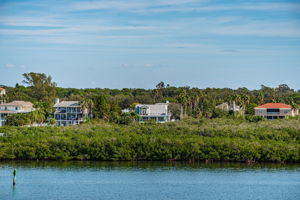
(0, 101), (33, 107)
(54, 101), (80, 107)
(136, 103), (170, 116)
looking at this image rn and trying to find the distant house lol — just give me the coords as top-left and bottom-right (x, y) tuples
(0, 88), (6, 104)
(121, 108), (131, 113)
(0, 101), (35, 126)
(216, 102), (240, 113)
(0, 88), (5, 96)
(255, 103), (298, 120)
(135, 102), (171, 123)
(53, 99), (86, 126)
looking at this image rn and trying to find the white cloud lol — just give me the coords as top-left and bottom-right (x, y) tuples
(70, 1), (300, 13)
(5, 63), (14, 68)
(144, 63), (153, 67)
(71, 0), (203, 11)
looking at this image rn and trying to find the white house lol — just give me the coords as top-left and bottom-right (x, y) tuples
(0, 101), (35, 126)
(216, 102), (241, 113)
(255, 103), (298, 120)
(135, 102), (171, 123)
(0, 88), (5, 96)
(0, 88), (6, 104)
(53, 99), (86, 126)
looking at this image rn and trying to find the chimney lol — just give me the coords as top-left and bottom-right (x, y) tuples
(55, 98), (60, 104)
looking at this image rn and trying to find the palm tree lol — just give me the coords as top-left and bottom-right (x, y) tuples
(177, 89), (190, 119)
(239, 94), (250, 117)
(257, 91), (264, 105)
(81, 97), (94, 118)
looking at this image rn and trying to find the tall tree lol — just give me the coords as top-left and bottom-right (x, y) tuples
(22, 72), (57, 105)
(81, 97), (94, 118)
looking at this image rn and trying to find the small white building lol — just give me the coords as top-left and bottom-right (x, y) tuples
(53, 99), (86, 126)
(216, 102), (240, 113)
(0, 88), (5, 96)
(135, 102), (171, 123)
(0, 101), (35, 126)
(0, 88), (6, 104)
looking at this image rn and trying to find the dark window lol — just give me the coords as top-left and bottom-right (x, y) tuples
(267, 109), (280, 113)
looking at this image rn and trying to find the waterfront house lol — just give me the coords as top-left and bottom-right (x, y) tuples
(216, 102), (241, 113)
(0, 88), (5, 96)
(0, 88), (6, 104)
(0, 101), (35, 126)
(53, 99), (86, 126)
(254, 103), (298, 120)
(135, 102), (171, 122)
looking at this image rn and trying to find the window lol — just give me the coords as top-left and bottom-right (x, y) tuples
(141, 108), (148, 115)
(158, 117), (165, 121)
(15, 107), (18, 110)
(267, 109), (280, 113)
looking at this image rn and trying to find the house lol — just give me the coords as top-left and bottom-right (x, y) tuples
(0, 88), (5, 96)
(121, 108), (131, 113)
(53, 99), (86, 126)
(254, 103), (298, 120)
(216, 102), (241, 113)
(135, 102), (171, 123)
(0, 101), (35, 126)
(0, 88), (6, 104)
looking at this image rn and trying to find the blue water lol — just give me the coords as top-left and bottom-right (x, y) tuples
(0, 162), (299, 200)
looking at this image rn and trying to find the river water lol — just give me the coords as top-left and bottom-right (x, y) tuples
(0, 161), (299, 200)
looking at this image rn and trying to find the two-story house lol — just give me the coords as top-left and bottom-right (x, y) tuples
(53, 99), (86, 126)
(255, 103), (298, 120)
(216, 102), (241, 113)
(0, 101), (35, 126)
(135, 102), (171, 123)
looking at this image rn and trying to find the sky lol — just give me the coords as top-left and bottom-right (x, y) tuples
(0, 0), (300, 90)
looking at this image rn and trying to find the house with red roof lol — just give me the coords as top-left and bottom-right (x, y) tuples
(254, 103), (298, 120)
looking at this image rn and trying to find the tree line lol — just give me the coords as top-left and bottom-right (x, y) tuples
(1, 72), (300, 125)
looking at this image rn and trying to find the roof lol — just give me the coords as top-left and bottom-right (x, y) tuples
(255, 103), (292, 109)
(0, 101), (33, 107)
(136, 103), (169, 116)
(0, 88), (5, 91)
(0, 110), (16, 114)
(54, 101), (80, 107)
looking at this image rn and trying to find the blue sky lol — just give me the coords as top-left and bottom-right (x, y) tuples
(0, 0), (300, 89)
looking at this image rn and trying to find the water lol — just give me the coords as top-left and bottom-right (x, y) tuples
(0, 161), (299, 200)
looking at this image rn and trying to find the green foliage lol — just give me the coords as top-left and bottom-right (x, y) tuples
(22, 72), (57, 105)
(117, 112), (140, 125)
(0, 118), (299, 162)
(245, 115), (265, 123)
(5, 110), (46, 126)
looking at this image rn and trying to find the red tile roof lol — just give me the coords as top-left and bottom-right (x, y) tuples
(256, 103), (291, 109)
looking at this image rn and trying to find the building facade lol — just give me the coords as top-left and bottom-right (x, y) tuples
(254, 103), (298, 120)
(53, 99), (86, 126)
(0, 101), (35, 126)
(0, 88), (6, 104)
(216, 102), (241, 113)
(135, 102), (171, 123)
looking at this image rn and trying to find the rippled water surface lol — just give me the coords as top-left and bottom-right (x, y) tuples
(0, 162), (299, 200)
